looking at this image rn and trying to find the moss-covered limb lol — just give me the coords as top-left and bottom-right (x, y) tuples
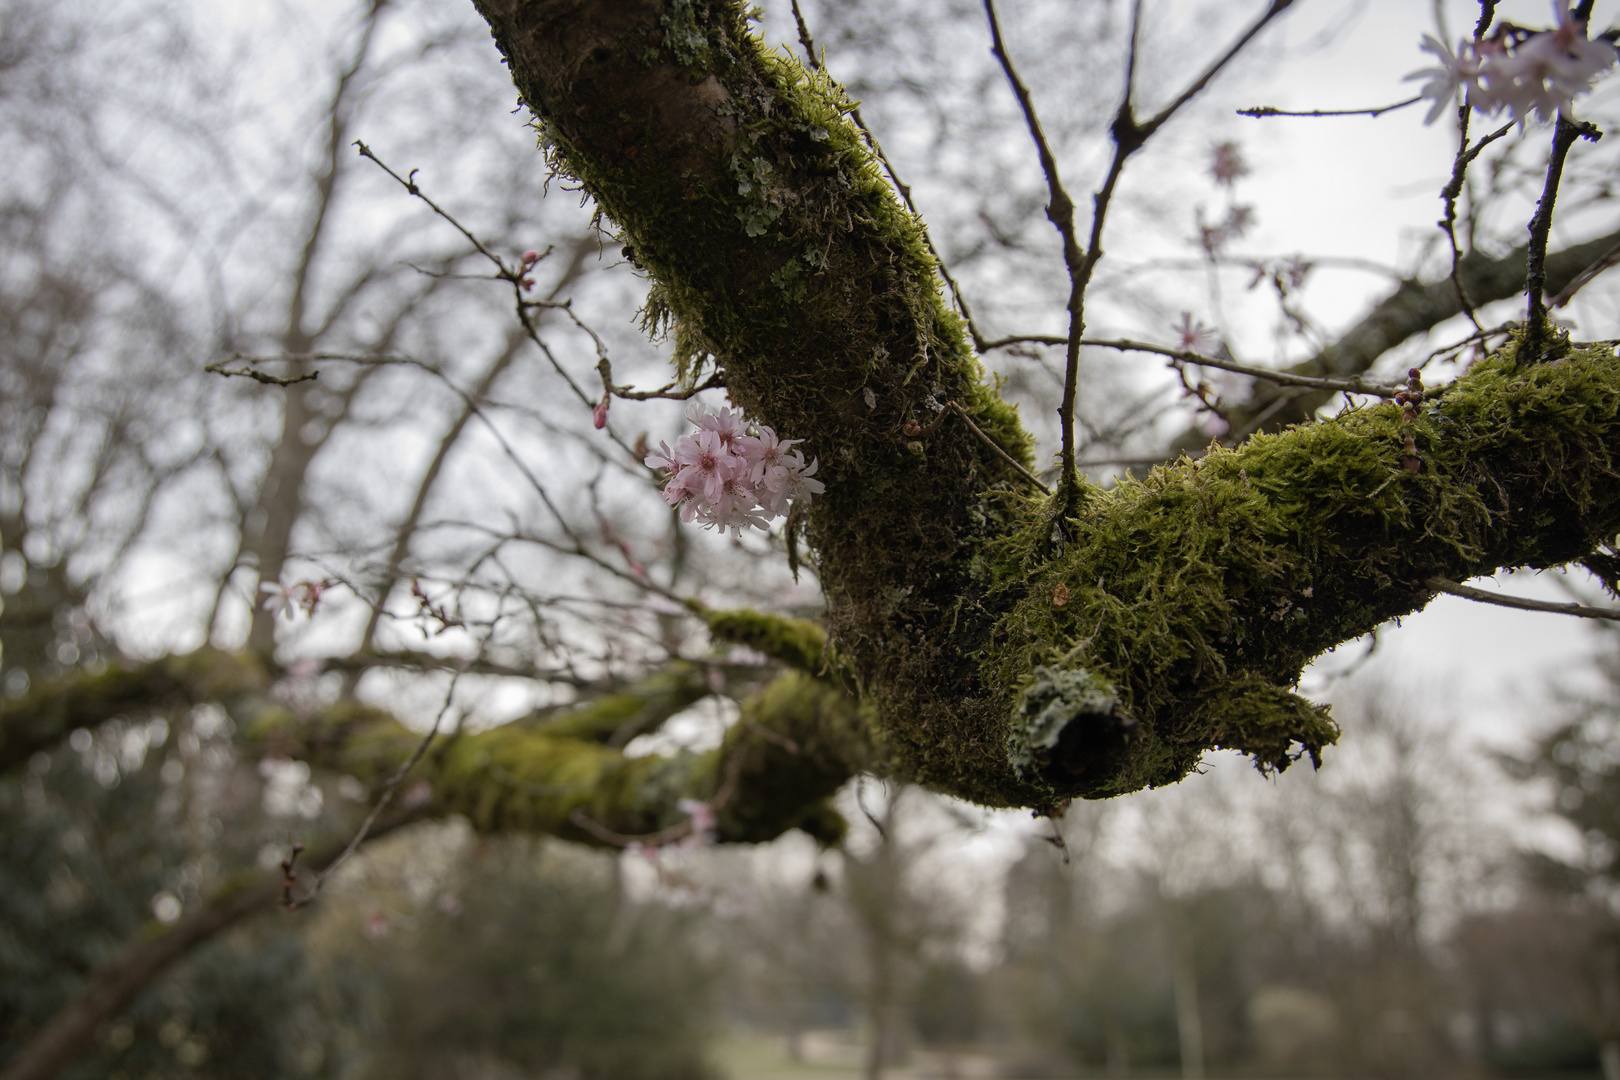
(991, 339), (1620, 799)
(467, 2), (1620, 810)
(690, 603), (831, 676)
(0, 649), (274, 775)
(1172, 227), (1620, 449)
(246, 666), (868, 846)
(714, 670), (870, 843)
(2, 644), (869, 844)
(471, 0), (1055, 804)
(537, 662), (713, 744)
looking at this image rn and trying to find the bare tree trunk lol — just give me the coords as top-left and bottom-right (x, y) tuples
(234, 0), (388, 652)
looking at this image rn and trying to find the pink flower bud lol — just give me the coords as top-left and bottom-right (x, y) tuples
(521, 248), (540, 266)
(593, 397), (610, 429)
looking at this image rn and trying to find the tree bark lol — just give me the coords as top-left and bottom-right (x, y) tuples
(469, 0), (1620, 806)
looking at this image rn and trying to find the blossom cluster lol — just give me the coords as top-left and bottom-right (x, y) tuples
(646, 405), (823, 535)
(260, 577), (332, 620)
(1408, 7), (1618, 125)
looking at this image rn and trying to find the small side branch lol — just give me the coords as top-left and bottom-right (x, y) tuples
(1430, 577), (1620, 621)
(203, 361), (319, 386)
(1238, 96), (1420, 119)
(1082, 338), (1406, 398)
(1439, 120), (1515, 329)
(285, 667), (464, 908)
(906, 400), (1052, 494)
(1547, 236), (1620, 308)
(949, 401), (1053, 495)
(1525, 118), (1602, 354)
(792, 0), (988, 349)
(983, 0), (1088, 499)
(985, 0), (1295, 507)
(596, 357), (723, 401)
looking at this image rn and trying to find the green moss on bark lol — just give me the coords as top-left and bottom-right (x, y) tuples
(473, 1), (1620, 811)
(692, 604), (830, 675)
(986, 339), (1620, 799)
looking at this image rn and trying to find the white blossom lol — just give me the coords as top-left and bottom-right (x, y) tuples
(1405, 8), (1616, 125)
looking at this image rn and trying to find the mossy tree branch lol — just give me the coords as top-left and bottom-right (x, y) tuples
(0, 650), (274, 775)
(0, 646), (868, 843)
(0, 647), (867, 1080)
(469, 0), (1620, 809)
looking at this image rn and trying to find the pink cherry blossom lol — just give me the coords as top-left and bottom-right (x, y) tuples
(673, 428), (739, 502)
(1406, 9), (1617, 126)
(1173, 313), (1220, 354)
(649, 406), (824, 535)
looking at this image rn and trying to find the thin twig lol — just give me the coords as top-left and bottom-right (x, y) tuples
(1081, 338), (1405, 397)
(597, 357), (724, 401)
(1525, 117), (1603, 356)
(985, 0), (1295, 506)
(1430, 577), (1620, 621)
(568, 808), (693, 848)
(1076, 453), (1183, 469)
(1439, 120), (1515, 329)
(983, 0), (1092, 501)
(353, 143), (646, 466)
(1415, 320), (1518, 369)
(203, 361), (318, 386)
(790, 0), (819, 71)
(949, 401), (1052, 494)
(354, 141), (508, 269)
(1238, 96), (1421, 119)
(792, 0), (988, 348)
(1547, 235), (1620, 308)
(854, 776), (888, 842)
(287, 667), (465, 908)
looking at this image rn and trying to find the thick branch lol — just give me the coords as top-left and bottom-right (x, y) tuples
(0, 650), (272, 775)
(469, 1), (1620, 808)
(1177, 227), (1620, 447)
(471, 0), (1039, 802)
(991, 338), (1620, 797)
(0, 646), (868, 844)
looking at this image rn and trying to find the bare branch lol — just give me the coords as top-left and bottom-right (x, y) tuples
(983, 0), (1088, 499)
(1525, 118), (1603, 356)
(1082, 338), (1406, 397)
(1439, 119), (1515, 329)
(985, 0), (1295, 506)
(202, 361), (318, 386)
(1429, 577), (1620, 621)
(1238, 96), (1421, 118)
(948, 401), (1052, 495)
(287, 666), (465, 908)
(1547, 233), (1620, 308)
